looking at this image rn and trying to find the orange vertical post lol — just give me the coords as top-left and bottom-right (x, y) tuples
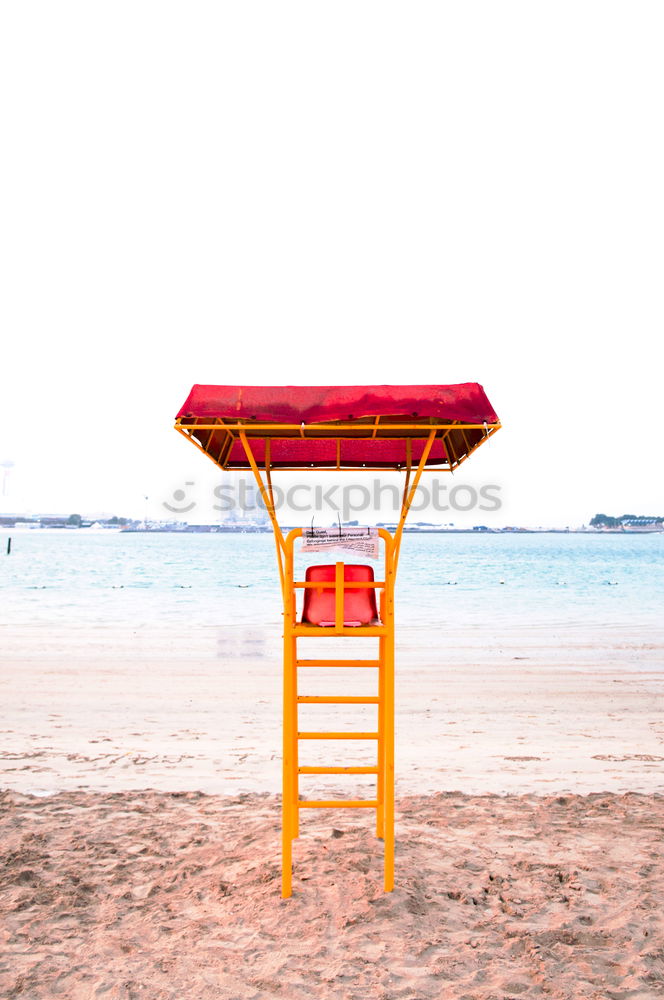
(383, 553), (396, 891)
(376, 591), (386, 838)
(335, 562), (344, 629)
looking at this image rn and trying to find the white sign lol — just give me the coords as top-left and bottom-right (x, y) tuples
(300, 525), (379, 559)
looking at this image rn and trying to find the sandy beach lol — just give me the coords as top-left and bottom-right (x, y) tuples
(1, 622), (663, 998)
(2, 789), (664, 999)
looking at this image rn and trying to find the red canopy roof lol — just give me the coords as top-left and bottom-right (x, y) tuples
(175, 384), (500, 470)
(177, 384), (498, 425)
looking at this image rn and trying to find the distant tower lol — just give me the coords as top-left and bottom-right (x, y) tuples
(1, 460), (14, 497)
(217, 468), (239, 525)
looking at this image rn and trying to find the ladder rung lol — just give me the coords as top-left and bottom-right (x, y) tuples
(298, 800), (379, 809)
(294, 581), (383, 589)
(293, 626), (386, 636)
(297, 695), (379, 704)
(298, 766), (379, 774)
(298, 731), (379, 740)
(296, 659), (381, 668)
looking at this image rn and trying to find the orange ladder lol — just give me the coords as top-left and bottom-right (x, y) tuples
(281, 529), (395, 898)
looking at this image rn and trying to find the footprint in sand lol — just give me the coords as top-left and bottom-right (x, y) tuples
(592, 754), (664, 762)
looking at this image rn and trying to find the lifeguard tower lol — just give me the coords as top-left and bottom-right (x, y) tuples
(175, 384), (500, 897)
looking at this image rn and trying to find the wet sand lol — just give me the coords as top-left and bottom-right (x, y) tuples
(1, 624), (663, 797)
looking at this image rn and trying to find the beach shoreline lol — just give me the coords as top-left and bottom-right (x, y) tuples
(2, 623), (663, 798)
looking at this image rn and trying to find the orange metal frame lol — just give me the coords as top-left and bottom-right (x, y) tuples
(281, 527), (395, 897)
(175, 416), (500, 897)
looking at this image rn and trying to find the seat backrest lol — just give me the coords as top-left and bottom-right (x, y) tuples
(301, 564), (378, 626)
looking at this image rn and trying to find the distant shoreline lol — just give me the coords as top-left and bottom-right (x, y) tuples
(2, 524), (663, 536)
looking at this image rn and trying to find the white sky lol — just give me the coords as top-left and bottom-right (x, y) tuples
(1, 2), (662, 527)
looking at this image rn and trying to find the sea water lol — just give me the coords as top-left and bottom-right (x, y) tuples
(2, 530), (662, 636)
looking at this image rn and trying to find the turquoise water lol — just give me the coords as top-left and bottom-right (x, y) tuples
(1, 530), (662, 632)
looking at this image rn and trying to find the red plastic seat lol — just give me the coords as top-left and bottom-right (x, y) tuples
(301, 564), (380, 626)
